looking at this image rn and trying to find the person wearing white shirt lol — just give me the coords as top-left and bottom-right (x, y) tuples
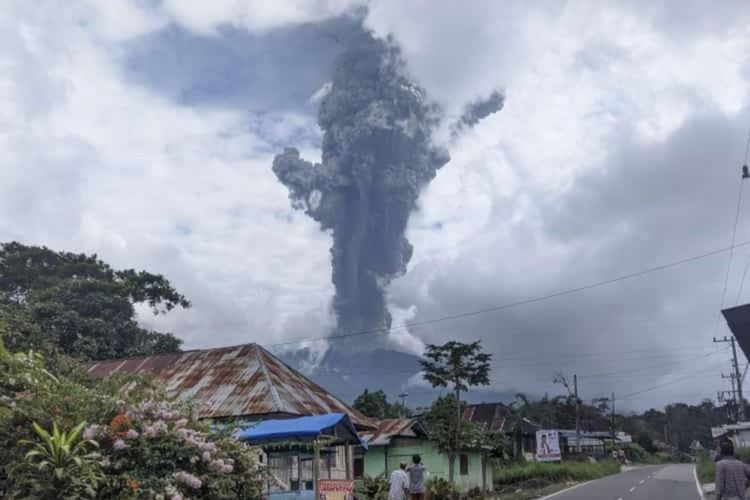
(388, 463), (409, 500)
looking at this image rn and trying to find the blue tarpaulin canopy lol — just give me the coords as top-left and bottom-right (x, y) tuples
(236, 413), (367, 449)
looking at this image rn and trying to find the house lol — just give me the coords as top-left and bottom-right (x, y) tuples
(463, 402), (540, 459)
(358, 418), (492, 492)
(87, 342), (373, 428)
(712, 422), (750, 449)
(87, 343), (375, 499)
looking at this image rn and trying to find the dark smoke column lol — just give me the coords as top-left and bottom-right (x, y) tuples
(273, 31), (449, 336)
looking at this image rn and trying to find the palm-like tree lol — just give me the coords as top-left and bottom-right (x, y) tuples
(18, 421), (103, 499)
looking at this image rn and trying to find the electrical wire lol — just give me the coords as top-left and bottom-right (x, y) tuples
(268, 239), (750, 349)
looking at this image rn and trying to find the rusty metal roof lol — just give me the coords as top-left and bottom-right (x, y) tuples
(87, 343), (373, 428)
(359, 418), (427, 446)
(462, 402), (509, 432)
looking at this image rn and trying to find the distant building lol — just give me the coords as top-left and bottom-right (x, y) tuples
(712, 422), (750, 449)
(462, 402), (540, 458)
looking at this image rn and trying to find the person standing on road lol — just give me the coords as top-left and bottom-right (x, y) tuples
(407, 454), (427, 500)
(388, 463), (409, 500)
(715, 440), (750, 500)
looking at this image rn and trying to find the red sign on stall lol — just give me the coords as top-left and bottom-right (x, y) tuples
(317, 480), (354, 500)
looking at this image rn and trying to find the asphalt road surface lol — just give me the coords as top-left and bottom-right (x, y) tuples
(543, 464), (703, 500)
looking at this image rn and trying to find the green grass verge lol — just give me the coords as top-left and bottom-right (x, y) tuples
(494, 460), (621, 485)
(696, 458), (714, 484)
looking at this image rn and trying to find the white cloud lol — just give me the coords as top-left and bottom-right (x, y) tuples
(0, 0), (332, 349)
(4, 0), (750, 410)
(160, 0), (361, 35)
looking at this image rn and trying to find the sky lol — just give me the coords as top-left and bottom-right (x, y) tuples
(2, 0), (750, 411)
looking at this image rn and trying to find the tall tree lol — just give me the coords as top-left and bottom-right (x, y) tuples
(352, 389), (404, 419)
(421, 340), (491, 481)
(0, 242), (189, 360)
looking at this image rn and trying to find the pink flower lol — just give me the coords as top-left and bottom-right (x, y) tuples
(125, 429), (140, 440)
(175, 471), (202, 490)
(175, 418), (188, 428)
(113, 439), (127, 450)
(82, 424), (104, 440)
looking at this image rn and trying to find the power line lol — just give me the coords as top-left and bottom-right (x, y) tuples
(736, 253), (750, 304)
(619, 362), (726, 401)
(715, 175), (746, 324)
(268, 239), (750, 349)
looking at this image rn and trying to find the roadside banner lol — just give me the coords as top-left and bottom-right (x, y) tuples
(317, 480), (354, 500)
(536, 430), (561, 462)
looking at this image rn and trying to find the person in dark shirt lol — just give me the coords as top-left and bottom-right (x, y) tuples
(716, 440), (750, 500)
(406, 454), (427, 500)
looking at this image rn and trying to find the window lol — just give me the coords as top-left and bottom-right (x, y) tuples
(459, 454), (469, 476)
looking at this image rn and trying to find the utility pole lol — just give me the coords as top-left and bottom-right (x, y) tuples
(611, 392), (616, 449)
(573, 374), (581, 455)
(398, 393), (408, 418)
(715, 336), (746, 421)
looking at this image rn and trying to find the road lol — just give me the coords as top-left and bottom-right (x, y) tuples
(543, 464), (703, 500)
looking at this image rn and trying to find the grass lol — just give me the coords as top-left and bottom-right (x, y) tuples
(696, 448), (750, 484)
(494, 460), (621, 486)
(696, 458), (715, 484)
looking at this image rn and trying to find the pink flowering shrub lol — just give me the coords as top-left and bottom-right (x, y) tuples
(93, 400), (263, 499)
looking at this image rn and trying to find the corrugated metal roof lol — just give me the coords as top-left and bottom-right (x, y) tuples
(463, 403), (508, 432)
(87, 343), (373, 428)
(359, 418), (426, 446)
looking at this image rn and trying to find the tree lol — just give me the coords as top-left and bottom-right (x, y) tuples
(0, 242), (189, 360)
(421, 340), (491, 481)
(352, 389), (403, 419)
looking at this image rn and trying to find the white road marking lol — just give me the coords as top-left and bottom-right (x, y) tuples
(629, 486), (636, 492)
(639, 479), (645, 484)
(536, 481), (593, 499)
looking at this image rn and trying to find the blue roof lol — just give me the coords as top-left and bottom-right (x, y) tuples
(236, 413), (367, 449)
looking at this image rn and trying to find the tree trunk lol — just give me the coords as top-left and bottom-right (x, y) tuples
(451, 386), (461, 483)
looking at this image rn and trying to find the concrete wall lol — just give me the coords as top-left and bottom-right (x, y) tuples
(363, 438), (489, 492)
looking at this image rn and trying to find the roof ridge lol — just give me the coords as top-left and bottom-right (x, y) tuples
(253, 344), (373, 425)
(87, 342), (261, 365)
(254, 344), (284, 411)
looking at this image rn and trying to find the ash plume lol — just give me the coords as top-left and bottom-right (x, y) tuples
(451, 90), (505, 137)
(272, 30), (449, 336)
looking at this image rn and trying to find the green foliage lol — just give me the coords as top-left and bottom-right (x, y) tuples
(12, 421), (103, 499)
(421, 341), (492, 481)
(619, 400), (726, 453)
(425, 476), (459, 500)
(494, 460), (620, 486)
(0, 334), (263, 499)
(353, 389), (407, 419)
(0, 241), (189, 360)
(93, 402), (263, 499)
(421, 341), (492, 394)
(623, 443), (655, 464)
(424, 394), (487, 453)
(696, 455), (714, 484)
(355, 474), (389, 500)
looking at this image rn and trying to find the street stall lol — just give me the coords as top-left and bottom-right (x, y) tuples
(237, 413), (366, 500)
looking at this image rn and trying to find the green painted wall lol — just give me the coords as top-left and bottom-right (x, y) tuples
(363, 438), (489, 492)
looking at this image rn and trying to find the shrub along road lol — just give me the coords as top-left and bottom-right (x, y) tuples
(540, 464), (702, 500)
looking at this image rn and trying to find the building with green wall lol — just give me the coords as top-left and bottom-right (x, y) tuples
(356, 418), (491, 492)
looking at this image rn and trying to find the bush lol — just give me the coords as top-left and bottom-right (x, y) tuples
(93, 401), (263, 499)
(355, 474), (389, 500)
(12, 421), (104, 499)
(425, 476), (460, 500)
(0, 337), (263, 498)
(624, 443), (654, 463)
(494, 460), (620, 486)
